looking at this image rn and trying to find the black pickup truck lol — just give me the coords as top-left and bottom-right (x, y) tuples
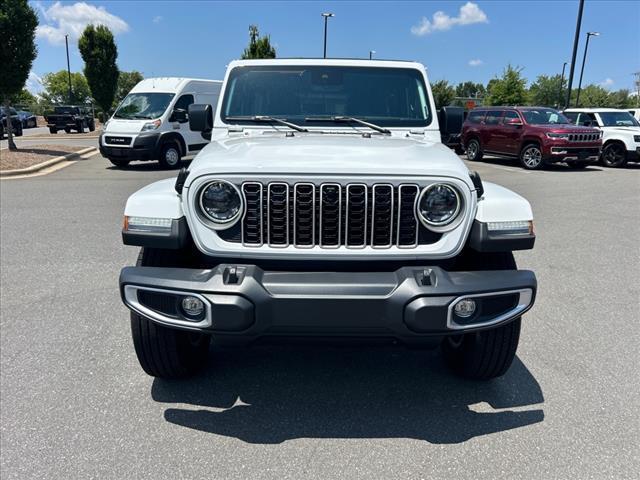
(45, 106), (96, 134)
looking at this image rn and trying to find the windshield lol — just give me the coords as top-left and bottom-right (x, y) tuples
(221, 65), (432, 127)
(521, 108), (570, 125)
(598, 111), (639, 127)
(54, 107), (79, 114)
(114, 92), (175, 120)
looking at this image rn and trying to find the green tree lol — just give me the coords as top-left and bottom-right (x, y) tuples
(607, 89), (633, 109)
(0, 0), (38, 151)
(528, 74), (564, 107)
(572, 84), (609, 107)
(241, 25), (276, 59)
(455, 81), (485, 99)
(10, 88), (36, 106)
(40, 71), (92, 105)
(78, 25), (119, 114)
(431, 80), (455, 109)
(486, 64), (528, 106)
(114, 70), (143, 107)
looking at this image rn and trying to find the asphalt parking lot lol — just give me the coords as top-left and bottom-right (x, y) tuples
(1, 153), (638, 479)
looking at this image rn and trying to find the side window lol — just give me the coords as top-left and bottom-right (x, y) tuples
(578, 113), (596, 126)
(467, 110), (485, 124)
(484, 110), (503, 125)
(502, 111), (520, 123)
(564, 112), (579, 124)
(174, 94), (194, 111)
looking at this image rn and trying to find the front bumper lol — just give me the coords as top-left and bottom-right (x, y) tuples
(99, 132), (161, 161)
(119, 264), (536, 346)
(546, 145), (601, 162)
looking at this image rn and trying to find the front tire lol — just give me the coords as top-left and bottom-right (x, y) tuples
(158, 142), (182, 169)
(601, 142), (627, 168)
(130, 248), (211, 378)
(520, 143), (544, 170)
(466, 138), (483, 161)
(443, 252), (522, 380)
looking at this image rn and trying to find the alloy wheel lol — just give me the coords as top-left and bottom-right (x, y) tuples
(522, 146), (542, 169)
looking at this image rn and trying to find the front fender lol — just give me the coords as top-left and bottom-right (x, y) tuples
(476, 182), (533, 222)
(124, 178), (183, 219)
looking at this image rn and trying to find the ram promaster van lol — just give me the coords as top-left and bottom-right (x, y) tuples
(100, 78), (222, 168)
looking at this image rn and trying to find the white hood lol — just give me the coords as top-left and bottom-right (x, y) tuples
(104, 119), (146, 134)
(187, 133), (470, 183)
(602, 126), (640, 134)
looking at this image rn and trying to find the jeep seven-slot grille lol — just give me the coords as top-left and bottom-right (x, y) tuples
(568, 133), (600, 142)
(239, 182), (434, 249)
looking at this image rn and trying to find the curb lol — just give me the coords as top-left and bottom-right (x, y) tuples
(0, 147), (98, 177)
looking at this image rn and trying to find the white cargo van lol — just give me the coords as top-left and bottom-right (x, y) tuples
(100, 78), (222, 168)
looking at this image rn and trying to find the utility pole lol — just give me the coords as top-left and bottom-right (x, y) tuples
(321, 13), (334, 58)
(369, 50), (375, 60)
(575, 32), (600, 107)
(564, 0), (584, 109)
(557, 62), (568, 107)
(632, 71), (640, 107)
(65, 34), (73, 104)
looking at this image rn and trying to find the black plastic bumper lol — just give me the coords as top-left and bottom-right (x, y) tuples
(100, 132), (161, 161)
(119, 264), (537, 346)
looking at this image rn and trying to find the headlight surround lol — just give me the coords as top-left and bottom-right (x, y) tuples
(141, 119), (161, 131)
(546, 132), (570, 140)
(198, 180), (243, 228)
(417, 183), (463, 230)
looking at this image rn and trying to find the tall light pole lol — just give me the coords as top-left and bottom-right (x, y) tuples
(321, 13), (334, 58)
(564, 0), (584, 109)
(65, 34), (72, 104)
(575, 31), (600, 107)
(369, 50), (376, 60)
(557, 62), (568, 107)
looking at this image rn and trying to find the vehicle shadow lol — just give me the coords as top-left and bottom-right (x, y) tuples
(470, 155), (603, 172)
(105, 159), (193, 172)
(151, 345), (544, 444)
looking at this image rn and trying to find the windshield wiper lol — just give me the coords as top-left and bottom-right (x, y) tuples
(225, 115), (308, 132)
(305, 116), (391, 135)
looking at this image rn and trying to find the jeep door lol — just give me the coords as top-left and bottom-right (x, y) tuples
(482, 110), (505, 151)
(494, 110), (523, 155)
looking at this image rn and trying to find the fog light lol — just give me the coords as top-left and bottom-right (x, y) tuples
(453, 299), (476, 318)
(181, 296), (205, 318)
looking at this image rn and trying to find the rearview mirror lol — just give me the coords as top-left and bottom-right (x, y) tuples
(188, 104), (213, 132)
(438, 106), (464, 136)
(172, 108), (188, 123)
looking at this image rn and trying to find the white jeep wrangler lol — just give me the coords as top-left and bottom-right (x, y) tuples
(119, 59), (537, 380)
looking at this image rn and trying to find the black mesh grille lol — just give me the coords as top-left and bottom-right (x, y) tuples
(242, 183), (262, 245)
(320, 184), (341, 247)
(346, 184), (367, 247)
(397, 185), (419, 246)
(268, 183), (289, 245)
(294, 184), (315, 246)
(372, 184), (393, 246)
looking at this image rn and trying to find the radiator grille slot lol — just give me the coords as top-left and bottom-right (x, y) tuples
(235, 181), (438, 249)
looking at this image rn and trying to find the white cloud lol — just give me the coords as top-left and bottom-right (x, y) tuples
(153, 15), (162, 23)
(26, 71), (44, 95)
(468, 59), (483, 67)
(599, 78), (614, 88)
(36, 2), (129, 46)
(411, 2), (488, 36)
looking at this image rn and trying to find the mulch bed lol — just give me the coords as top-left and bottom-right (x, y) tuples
(0, 144), (85, 171)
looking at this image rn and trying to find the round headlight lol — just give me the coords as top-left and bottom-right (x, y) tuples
(198, 180), (242, 225)
(418, 184), (462, 227)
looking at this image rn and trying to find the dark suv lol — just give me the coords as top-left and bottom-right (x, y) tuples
(462, 107), (602, 169)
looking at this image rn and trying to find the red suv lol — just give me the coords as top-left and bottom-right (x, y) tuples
(461, 107), (602, 169)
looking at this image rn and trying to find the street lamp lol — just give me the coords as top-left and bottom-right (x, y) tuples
(575, 31), (600, 107)
(369, 50), (376, 60)
(557, 62), (568, 107)
(321, 13), (334, 59)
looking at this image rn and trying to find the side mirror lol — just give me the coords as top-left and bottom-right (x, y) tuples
(439, 106), (464, 136)
(172, 108), (188, 123)
(505, 117), (523, 126)
(582, 120), (592, 127)
(188, 104), (213, 132)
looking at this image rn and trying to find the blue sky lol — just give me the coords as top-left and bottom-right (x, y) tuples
(30, 1), (640, 94)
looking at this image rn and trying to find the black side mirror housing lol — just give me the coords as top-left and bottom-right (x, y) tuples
(172, 108), (188, 123)
(189, 104), (213, 132)
(439, 106), (464, 136)
(582, 120), (592, 127)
